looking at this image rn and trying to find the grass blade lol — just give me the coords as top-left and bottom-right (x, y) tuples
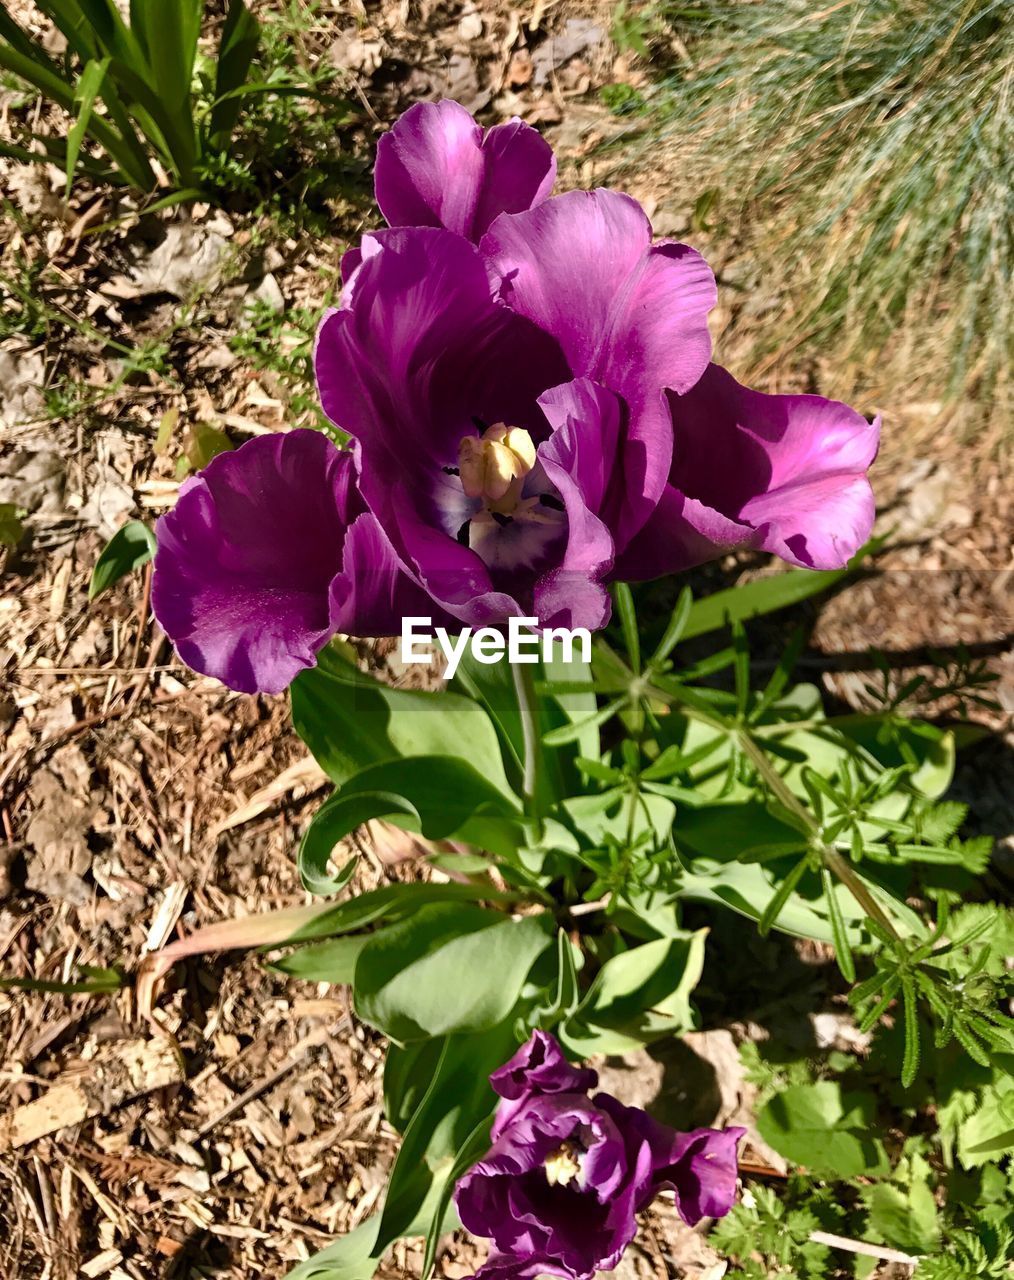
(66, 55), (109, 194)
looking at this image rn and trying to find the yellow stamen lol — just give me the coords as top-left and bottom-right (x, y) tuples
(544, 1142), (582, 1188)
(458, 424), (536, 515)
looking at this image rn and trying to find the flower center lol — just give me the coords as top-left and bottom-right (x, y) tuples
(458, 424), (536, 517)
(543, 1141), (582, 1188)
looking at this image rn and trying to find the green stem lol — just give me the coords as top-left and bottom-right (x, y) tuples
(512, 662), (544, 841)
(735, 730), (902, 941)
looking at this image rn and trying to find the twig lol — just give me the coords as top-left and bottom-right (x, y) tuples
(809, 1229), (919, 1267)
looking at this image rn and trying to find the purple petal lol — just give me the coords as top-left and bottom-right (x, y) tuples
(669, 364), (879, 570)
(375, 100), (555, 242)
(151, 431), (409, 694)
(490, 1030), (598, 1137)
(152, 431), (352, 693)
(613, 485), (757, 580)
(315, 226), (569, 622)
(482, 190), (716, 547)
(653, 1126), (747, 1224)
(533, 379), (621, 631)
(596, 1095), (744, 1225)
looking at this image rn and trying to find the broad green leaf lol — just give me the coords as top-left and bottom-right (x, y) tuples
(757, 1081), (889, 1178)
(88, 520), (156, 599)
(562, 930), (707, 1055)
(281, 882), (519, 946)
(270, 934), (370, 984)
(957, 1078), (1014, 1169)
(355, 903), (552, 1042)
(865, 1181), (940, 1253)
(66, 56), (109, 193)
(282, 1213), (382, 1280)
(292, 646), (514, 797)
(375, 1022), (515, 1250)
(184, 422), (233, 471)
(297, 755), (525, 894)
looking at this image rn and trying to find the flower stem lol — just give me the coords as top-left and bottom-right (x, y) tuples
(735, 729), (902, 941)
(512, 662), (544, 841)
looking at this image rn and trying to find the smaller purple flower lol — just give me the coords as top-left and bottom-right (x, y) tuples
(455, 1031), (745, 1280)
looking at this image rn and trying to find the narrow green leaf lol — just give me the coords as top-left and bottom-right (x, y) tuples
(66, 56), (110, 194)
(542, 694), (627, 747)
(0, 966), (122, 994)
(682, 536), (884, 640)
(731, 621), (750, 717)
(611, 582), (641, 673)
(88, 520), (156, 599)
(209, 0), (260, 146)
(900, 976), (921, 1087)
(650, 585), (692, 667)
(821, 867), (856, 982)
(758, 856), (809, 936)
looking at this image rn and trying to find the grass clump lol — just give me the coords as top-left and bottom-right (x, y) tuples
(644, 0), (1012, 421)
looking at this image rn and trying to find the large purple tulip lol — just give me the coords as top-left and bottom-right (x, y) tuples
(151, 99), (880, 693)
(316, 194), (718, 632)
(455, 1031), (745, 1280)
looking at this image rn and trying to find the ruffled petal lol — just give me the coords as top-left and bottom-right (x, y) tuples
(375, 99), (555, 242)
(482, 190), (716, 546)
(329, 510), (446, 636)
(533, 379), (621, 631)
(315, 226), (569, 622)
(152, 431), (356, 694)
(613, 485), (757, 581)
(669, 364), (879, 570)
(490, 1029), (598, 1138)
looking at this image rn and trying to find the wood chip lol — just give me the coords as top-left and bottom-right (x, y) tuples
(0, 1038), (184, 1150)
(208, 755), (328, 838)
(82, 1249), (124, 1278)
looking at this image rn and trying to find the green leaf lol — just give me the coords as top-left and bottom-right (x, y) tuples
(682, 537), (883, 640)
(375, 1022), (516, 1251)
(354, 903), (552, 1042)
(611, 581), (641, 673)
(0, 503), (25, 547)
(66, 55), (109, 193)
(649, 585), (692, 667)
(270, 934), (370, 984)
(757, 1081), (889, 1178)
(957, 1078), (1014, 1169)
(209, 0), (260, 146)
(88, 520), (156, 599)
(184, 421), (233, 471)
(292, 646), (514, 796)
(866, 1181), (939, 1253)
(297, 756), (524, 894)
(562, 930), (706, 1055)
(0, 965), (123, 994)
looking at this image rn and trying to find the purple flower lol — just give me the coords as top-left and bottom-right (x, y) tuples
(374, 99), (556, 242)
(315, 190), (718, 632)
(151, 430), (431, 694)
(455, 1031), (745, 1280)
(151, 99), (880, 693)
